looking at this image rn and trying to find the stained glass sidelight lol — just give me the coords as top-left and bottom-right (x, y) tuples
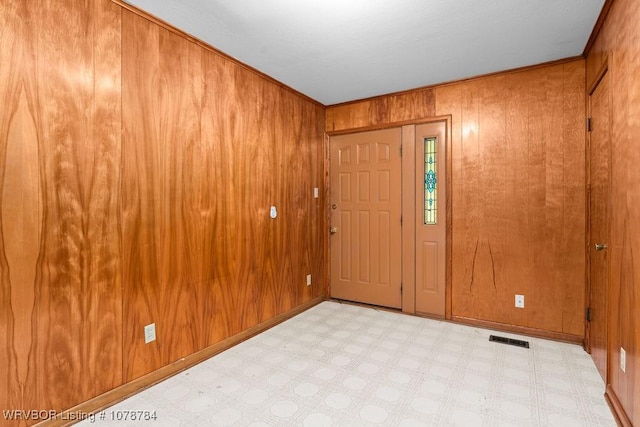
(424, 137), (437, 225)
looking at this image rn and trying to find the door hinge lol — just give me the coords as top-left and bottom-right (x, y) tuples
(400, 215), (403, 226)
(587, 117), (592, 132)
(400, 283), (403, 294)
(400, 145), (403, 156)
(585, 307), (592, 322)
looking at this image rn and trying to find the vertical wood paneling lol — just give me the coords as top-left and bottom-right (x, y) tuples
(1, 0), (325, 419)
(527, 65), (565, 333)
(503, 71), (531, 328)
(36, 0), (92, 403)
(120, 6), (325, 382)
(442, 62), (585, 336)
(479, 76), (507, 324)
(457, 79), (482, 317)
(36, 0), (123, 410)
(561, 62), (587, 335)
(88, 0), (123, 399)
(0, 0), (40, 415)
(587, 0), (640, 422)
(121, 12), (162, 381)
(200, 54), (235, 345)
(0, 0), (123, 415)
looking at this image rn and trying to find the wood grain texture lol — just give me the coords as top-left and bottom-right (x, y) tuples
(527, 65), (565, 333)
(0, 0), (40, 417)
(326, 89), (436, 132)
(0, 0), (326, 421)
(326, 59), (586, 336)
(587, 0), (640, 422)
(439, 61), (586, 336)
(502, 71), (531, 329)
(35, 0), (123, 411)
(0, 0), (123, 419)
(120, 9), (326, 381)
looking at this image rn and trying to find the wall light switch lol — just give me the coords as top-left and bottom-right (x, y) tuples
(313, 188), (319, 198)
(621, 347), (626, 373)
(306, 274), (312, 286)
(144, 323), (156, 344)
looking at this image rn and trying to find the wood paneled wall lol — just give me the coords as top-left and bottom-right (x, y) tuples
(0, 0), (124, 416)
(120, 9), (325, 381)
(326, 60), (586, 339)
(586, 0), (640, 423)
(326, 89), (436, 132)
(0, 0), (325, 420)
(440, 61), (586, 338)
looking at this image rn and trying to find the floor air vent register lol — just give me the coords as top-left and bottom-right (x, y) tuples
(489, 335), (530, 348)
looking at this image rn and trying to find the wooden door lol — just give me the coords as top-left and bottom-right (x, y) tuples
(414, 122), (447, 315)
(330, 128), (402, 308)
(587, 71), (610, 381)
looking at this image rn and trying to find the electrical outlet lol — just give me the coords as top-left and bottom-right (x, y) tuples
(621, 347), (626, 373)
(144, 323), (156, 344)
(306, 274), (312, 286)
(313, 187), (319, 198)
(515, 294), (525, 308)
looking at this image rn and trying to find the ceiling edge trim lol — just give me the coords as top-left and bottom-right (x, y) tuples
(110, 0), (325, 107)
(583, 0), (615, 57)
(326, 56), (584, 108)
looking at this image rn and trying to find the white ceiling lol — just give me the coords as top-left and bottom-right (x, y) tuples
(123, 0), (604, 105)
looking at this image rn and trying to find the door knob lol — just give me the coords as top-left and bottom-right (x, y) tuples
(330, 226), (338, 235)
(331, 204), (338, 209)
(595, 243), (608, 251)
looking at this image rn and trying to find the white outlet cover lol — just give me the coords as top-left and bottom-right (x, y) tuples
(515, 295), (525, 308)
(144, 323), (156, 344)
(306, 274), (312, 286)
(270, 206), (277, 219)
(313, 187), (319, 198)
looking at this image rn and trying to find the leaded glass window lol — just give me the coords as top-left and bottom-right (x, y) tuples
(424, 137), (437, 225)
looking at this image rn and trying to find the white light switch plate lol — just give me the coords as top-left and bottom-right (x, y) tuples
(621, 347), (626, 373)
(313, 187), (319, 198)
(306, 274), (312, 286)
(515, 294), (525, 308)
